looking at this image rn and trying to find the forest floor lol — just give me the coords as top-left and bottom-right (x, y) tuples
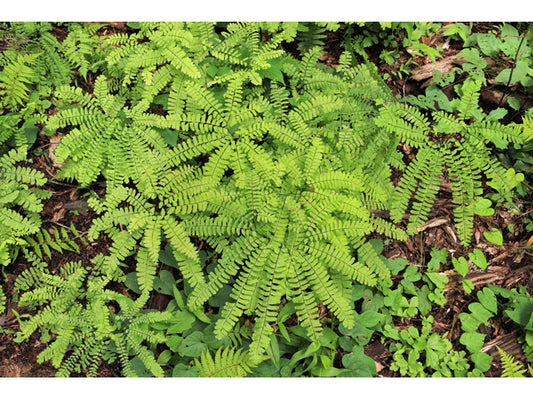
(1, 22), (533, 377)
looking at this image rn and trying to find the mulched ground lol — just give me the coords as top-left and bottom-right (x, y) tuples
(1, 22), (533, 377)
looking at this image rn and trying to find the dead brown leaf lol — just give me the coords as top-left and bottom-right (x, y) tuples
(48, 133), (65, 168)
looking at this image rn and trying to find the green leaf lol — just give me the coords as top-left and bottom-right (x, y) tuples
(384, 288), (409, 310)
(425, 272), (448, 289)
(260, 58), (285, 83)
(459, 312), (482, 332)
(505, 297), (533, 329)
(208, 284), (233, 308)
(427, 247), (448, 271)
(167, 310), (196, 334)
(267, 335), (281, 369)
(341, 346), (377, 377)
(470, 351), (492, 372)
(178, 331), (207, 357)
(153, 270), (176, 295)
(354, 310), (385, 328)
(468, 302), (493, 324)
(486, 107), (508, 122)
(159, 243), (178, 268)
(339, 322), (373, 346)
(286, 342), (321, 370)
(124, 272), (142, 294)
(319, 327), (339, 350)
(473, 198), (494, 216)
(403, 265), (422, 282)
(23, 124), (38, 147)
(476, 33), (501, 57)
(41, 242), (52, 259)
(462, 279), (475, 294)
(157, 350), (172, 366)
(526, 330), (533, 347)
(507, 96), (521, 111)
(477, 287), (498, 314)
(385, 257), (408, 274)
(172, 364), (201, 377)
(460, 331), (486, 353)
(494, 60), (529, 84)
(483, 229), (503, 246)
(427, 333), (449, 353)
(338, 336), (356, 352)
(469, 249), (487, 270)
(452, 256), (469, 277)
(173, 286), (185, 310)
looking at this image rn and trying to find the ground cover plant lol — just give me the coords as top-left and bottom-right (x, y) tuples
(1, 21), (533, 377)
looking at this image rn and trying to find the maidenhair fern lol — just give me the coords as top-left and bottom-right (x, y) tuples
(194, 346), (265, 377)
(376, 78), (531, 245)
(14, 258), (171, 377)
(0, 52), (38, 111)
(0, 147), (50, 277)
(43, 22), (404, 363)
(9, 22), (532, 374)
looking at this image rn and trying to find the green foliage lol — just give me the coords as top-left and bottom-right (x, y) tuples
(341, 22), (442, 79)
(502, 289), (533, 360)
(388, 316), (470, 377)
(195, 346), (264, 377)
(463, 23), (533, 89)
(4, 21), (533, 377)
(14, 258), (170, 377)
(0, 52), (38, 111)
(498, 347), (531, 377)
(44, 22), (406, 362)
(376, 80), (531, 246)
(295, 22), (337, 53)
(0, 147), (50, 272)
(457, 285), (533, 375)
(25, 226), (81, 260)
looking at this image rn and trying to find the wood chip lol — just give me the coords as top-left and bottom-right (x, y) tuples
(481, 333), (524, 359)
(416, 217), (449, 232)
(410, 55), (465, 82)
(48, 133), (65, 168)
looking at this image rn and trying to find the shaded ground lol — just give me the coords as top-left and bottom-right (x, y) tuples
(1, 22), (533, 377)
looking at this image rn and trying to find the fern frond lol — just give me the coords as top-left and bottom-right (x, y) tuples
(195, 347), (262, 377)
(306, 242), (377, 286)
(294, 249), (355, 329)
(458, 79), (482, 120)
(374, 103), (430, 148)
(0, 52), (38, 110)
(447, 144), (482, 246)
(135, 247), (157, 300)
(498, 347), (527, 377)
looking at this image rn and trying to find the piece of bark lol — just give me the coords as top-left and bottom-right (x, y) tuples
(48, 133), (65, 168)
(410, 55), (465, 82)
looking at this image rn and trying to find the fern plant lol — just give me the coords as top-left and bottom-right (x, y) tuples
(375, 78), (532, 245)
(42, 22), (407, 363)
(0, 146), (50, 313)
(25, 226), (82, 260)
(194, 346), (265, 377)
(19, 22), (533, 371)
(14, 256), (171, 377)
(0, 24), (75, 150)
(0, 51), (39, 111)
(498, 347), (532, 377)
